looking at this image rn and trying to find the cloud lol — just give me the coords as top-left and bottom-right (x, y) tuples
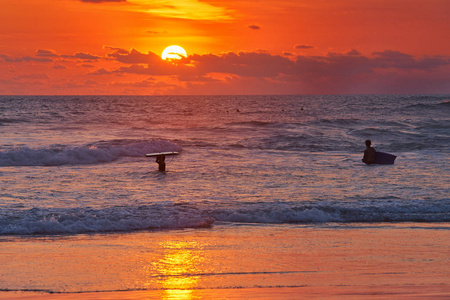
(53, 64), (66, 70)
(0, 54), (53, 63)
(4, 47), (447, 95)
(372, 50), (449, 70)
(177, 74), (220, 82)
(84, 80), (99, 86)
(248, 25), (260, 30)
(72, 53), (101, 60)
(110, 78), (176, 90)
(127, 0), (232, 21)
(2, 51), (102, 64)
(346, 49), (361, 56)
(113, 64), (181, 76)
(107, 48), (161, 64)
(36, 49), (58, 57)
(105, 48), (450, 83)
(104, 46), (129, 54)
(14, 73), (50, 80)
(188, 52), (293, 77)
(295, 44), (314, 50)
(89, 68), (112, 75)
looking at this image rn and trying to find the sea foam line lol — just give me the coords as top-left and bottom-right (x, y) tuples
(1, 200), (449, 235)
(0, 139), (181, 166)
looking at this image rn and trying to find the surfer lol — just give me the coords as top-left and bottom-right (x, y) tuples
(362, 140), (376, 164)
(156, 155), (166, 171)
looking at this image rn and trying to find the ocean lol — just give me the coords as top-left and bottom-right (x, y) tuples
(0, 95), (449, 296)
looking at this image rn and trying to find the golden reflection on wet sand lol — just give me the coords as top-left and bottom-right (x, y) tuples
(0, 224), (449, 299)
(152, 241), (205, 299)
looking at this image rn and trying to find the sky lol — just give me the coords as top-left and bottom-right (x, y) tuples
(0, 0), (449, 95)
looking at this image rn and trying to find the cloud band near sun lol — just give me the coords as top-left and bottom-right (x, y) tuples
(1, 47), (449, 94)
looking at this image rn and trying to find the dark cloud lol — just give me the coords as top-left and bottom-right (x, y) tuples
(14, 73), (50, 80)
(73, 53), (101, 60)
(346, 49), (361, 56)
(111, 78), (176, 89)
(248, 25), (261, 30)
(189, 52), (293, 77)
(36, 49), (58, 57)
(113, 64), (182, 76)
(372, 50), (449, 70)
(89, 68), (112, 75)
(104, 46), (129, 54)
(295, 44), (314, 50)
(106, 48), (450, 84)
(2, 51), (101, 63)
(107, 48), (161, 64)
(293, 52), (372, 78)
(60, 52), (100, 60)
(0, 54), (52, 63)
(53, 64), (66, 70)
(177, 74), (220, 82)
(84, 80), (98, 86)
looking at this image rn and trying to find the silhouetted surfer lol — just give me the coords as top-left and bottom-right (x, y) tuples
(156, 155), (166, 171)
(362, 140), (376, 164)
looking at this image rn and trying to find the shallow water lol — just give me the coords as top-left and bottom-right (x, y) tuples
(1, 95), (449, 234)
(0, 95), (449, 294)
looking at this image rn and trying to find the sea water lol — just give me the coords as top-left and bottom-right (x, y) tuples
(0, 95), (449, 293)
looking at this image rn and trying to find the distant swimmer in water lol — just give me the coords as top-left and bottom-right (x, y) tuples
(156, 155), (166, 171)
(362, 140), (376, 164)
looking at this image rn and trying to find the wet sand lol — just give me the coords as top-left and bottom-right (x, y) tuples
(1, 223), (449, 299)
(2, 285), (450, 300)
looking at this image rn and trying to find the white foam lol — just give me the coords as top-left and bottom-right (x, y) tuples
(1, 199), (449, 235)
(0, 139), (181, 166)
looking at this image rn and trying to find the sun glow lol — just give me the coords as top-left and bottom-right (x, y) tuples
(162, 45), (187, 61)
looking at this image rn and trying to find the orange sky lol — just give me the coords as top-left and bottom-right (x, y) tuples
(0, 0), (449, 95)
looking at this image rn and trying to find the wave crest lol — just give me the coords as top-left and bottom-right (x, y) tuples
(0, 139), (181, 166)
(1, 199), (448, 235)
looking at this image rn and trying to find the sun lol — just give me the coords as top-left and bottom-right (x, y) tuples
(161, 45), (187, 61)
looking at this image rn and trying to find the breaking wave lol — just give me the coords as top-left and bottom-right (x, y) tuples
(1, 199), (449, 235)
(0, 139), (181, 166)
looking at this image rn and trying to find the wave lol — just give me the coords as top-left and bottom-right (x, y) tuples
(212, 200), (450, 224)
(217, 115), (448, 152)
(1, 200), (448, 235)
(0, 139), (181, 166)
(404, 100), (450, 110)
(232, 133), (344, 152)
(0, 118), (28, 126)
(438, 100), (450, 106)
(0, 205), (214, 235)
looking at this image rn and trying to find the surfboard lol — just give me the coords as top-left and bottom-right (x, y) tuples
(145, 151), (179, 157)
(374, 151), (396, 164)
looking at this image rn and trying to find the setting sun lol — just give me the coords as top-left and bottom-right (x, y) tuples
(162, 45), (187, 61)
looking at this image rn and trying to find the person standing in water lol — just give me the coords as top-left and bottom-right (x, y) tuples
(362, 140), (376, 164)
(156, 155), (166, 171)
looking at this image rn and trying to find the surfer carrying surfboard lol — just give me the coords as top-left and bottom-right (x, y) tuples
(362, 140), (376, 164)
(156, 155), (166, 171)
(145, 152), (179, 171)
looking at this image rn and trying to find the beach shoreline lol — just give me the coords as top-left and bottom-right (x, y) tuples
(2, 285), (450, 299)
(1, 223), (449, 299)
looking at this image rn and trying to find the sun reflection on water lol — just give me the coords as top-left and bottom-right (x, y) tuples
(153, 240), (205, 299)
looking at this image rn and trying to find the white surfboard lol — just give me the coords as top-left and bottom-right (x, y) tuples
(145, 151), (180, 157)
